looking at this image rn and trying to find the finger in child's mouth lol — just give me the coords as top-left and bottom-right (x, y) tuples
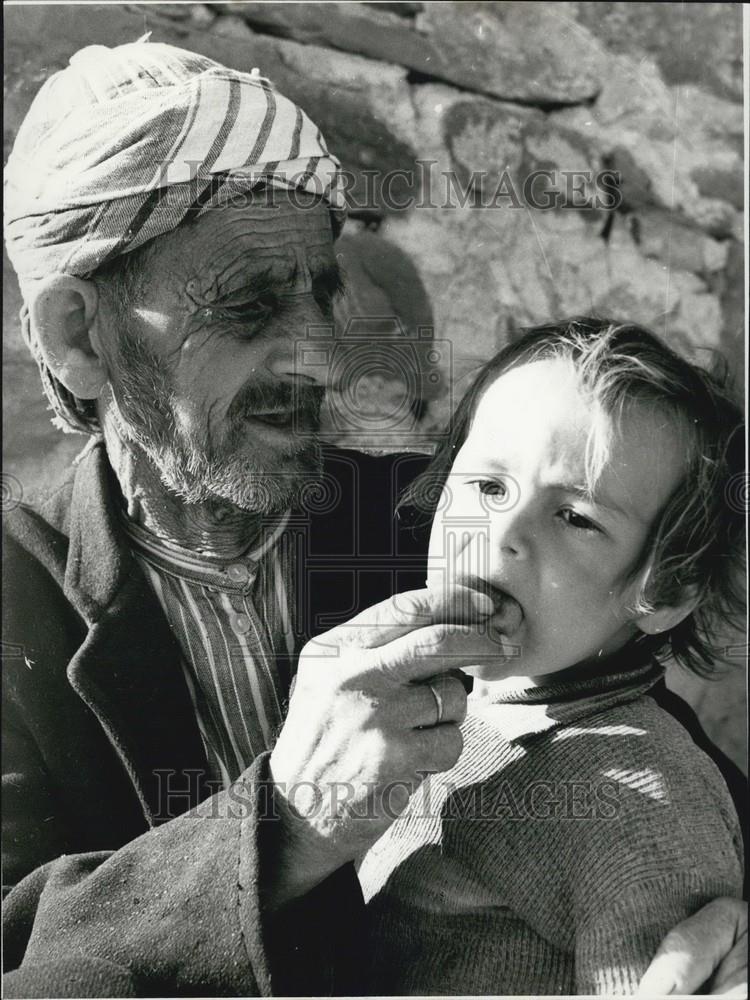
(487, 586), (524, 638)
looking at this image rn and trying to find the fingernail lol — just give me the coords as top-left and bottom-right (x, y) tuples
(636, 971), (675, 996)
(449, 669), (474, 694)
(471, 591), (495, 615)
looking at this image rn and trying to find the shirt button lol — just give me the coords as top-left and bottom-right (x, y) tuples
(227, 563), (249, 583)
(232, 613), (252, 635)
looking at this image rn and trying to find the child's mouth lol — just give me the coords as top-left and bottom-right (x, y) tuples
(488, 588), (524, 638)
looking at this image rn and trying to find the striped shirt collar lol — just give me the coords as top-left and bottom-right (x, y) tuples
(468, 651), (665, 743)
(121, 510), (291, 591)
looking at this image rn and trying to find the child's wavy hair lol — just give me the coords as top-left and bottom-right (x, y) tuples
(403, 316), (746, 677)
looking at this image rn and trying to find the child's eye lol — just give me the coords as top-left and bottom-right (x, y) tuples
(559, 508), (601, 533)
(467, 479), (508, 498)
(465, 478), (519, 511)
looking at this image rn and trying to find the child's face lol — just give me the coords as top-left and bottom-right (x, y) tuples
(427, 358), (686, 681)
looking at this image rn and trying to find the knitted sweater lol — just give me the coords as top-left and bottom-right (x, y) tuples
(358, 657), (744, 996)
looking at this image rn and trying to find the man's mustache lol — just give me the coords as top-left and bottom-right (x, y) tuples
(228, 381), (326, 423)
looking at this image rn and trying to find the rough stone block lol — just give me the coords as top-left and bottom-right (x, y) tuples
(129, 3), (190, 19)
(549, 67), (743, 237)
(406, 85), (612, 227)
(188, 4), (218, 28)
(636, 211), (729, 276)
(380, 204), (728, 417)
(220, 1), (607, 105)
(414, 2), (607, 104)
(690, 165), (744, 213)
(215, 2), (441, 77)
(572, 0), (742, 103)
(209, 13), (255, 40)
(364, 2), (423, 16)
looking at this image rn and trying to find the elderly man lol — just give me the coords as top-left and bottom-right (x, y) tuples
(2, 40), (746, 998)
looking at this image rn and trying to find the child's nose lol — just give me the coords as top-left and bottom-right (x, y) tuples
(434, 503), (532, 589)
(490, 503), (531, 561)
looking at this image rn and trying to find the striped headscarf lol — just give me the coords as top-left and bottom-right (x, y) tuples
(4, 39), (346, 432)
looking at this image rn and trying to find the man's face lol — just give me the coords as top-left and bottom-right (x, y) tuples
(99, 191), (340, 512)
(427, 358), (686, 682)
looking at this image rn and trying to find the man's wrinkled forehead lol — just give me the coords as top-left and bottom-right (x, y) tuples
(149, 198), (336, 302)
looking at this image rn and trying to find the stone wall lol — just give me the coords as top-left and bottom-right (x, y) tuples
(3, 3), (746, 772)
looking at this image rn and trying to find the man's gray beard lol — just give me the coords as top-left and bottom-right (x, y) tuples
(146, 429), (323, 513)
(110, 330), (323, 514)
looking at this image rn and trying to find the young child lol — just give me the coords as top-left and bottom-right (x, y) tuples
(357, 317), (745, 995)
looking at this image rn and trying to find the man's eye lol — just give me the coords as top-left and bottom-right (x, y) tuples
(560, 508), (600, 533)
(313, 270), (345, 315)
(219, 294), (275, 323)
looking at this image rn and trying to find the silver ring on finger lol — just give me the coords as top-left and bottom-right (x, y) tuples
(427, 680), (445, 726)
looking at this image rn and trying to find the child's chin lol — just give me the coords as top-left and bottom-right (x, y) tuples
(463, 660), (518, 681)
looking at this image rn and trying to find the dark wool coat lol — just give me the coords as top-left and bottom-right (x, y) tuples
(2, 442), (745, 996)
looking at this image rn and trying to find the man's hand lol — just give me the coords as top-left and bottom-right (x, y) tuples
(267, 585), (509, 907)
(637, 898), (747, 996)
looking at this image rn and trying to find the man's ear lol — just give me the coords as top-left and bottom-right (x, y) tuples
(634, 587), (701, 636)
(27, 275), (108, 399)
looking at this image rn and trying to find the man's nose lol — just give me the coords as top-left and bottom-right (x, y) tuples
(265, 296), (334, 389)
